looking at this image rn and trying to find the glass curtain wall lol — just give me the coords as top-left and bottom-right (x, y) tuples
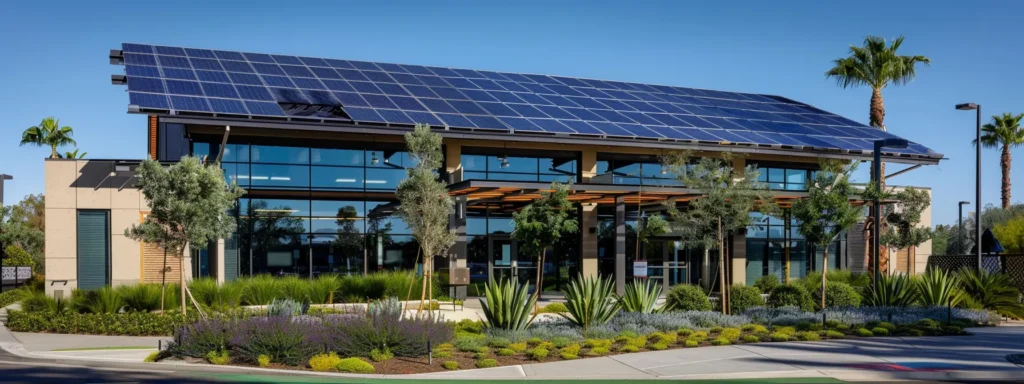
(461, 147), (578, 183)
(745, 211), (842, 286)
(750, 163), (814, 191)
(594, 154), (680, 186)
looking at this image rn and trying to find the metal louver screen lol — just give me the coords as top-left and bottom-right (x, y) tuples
(77, 210), (110, 290)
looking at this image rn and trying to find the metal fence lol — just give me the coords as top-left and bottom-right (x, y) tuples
(0, 265), (32, 291)
(927, 254), (1024, 295)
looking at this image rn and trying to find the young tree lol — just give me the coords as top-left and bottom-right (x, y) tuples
(125, 157), (245, 315)
(0, 194), (45, 271)
(993, 216), (1024, 254)
(395, 124), (456, 312)
(790, 160), (863, 309)
(664, 152), (776, 314)
(879, 187), (934, 270)
(20, 117), (77, 159)
(512, 182), (578, 300)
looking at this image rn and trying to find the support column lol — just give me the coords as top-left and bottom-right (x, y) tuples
(215, 239), (226, 283)
(615, 196), (627, 296)
(445, 143), (463, 184)
(581, 204), (598, 278)
(449, 195), (468, 298)
(731, 232), (746, 286)
(581, 149), (597, 183)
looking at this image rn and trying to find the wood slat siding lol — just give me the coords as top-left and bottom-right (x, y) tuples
(142, 242), (181, 283)
(148, 115), (158, 160)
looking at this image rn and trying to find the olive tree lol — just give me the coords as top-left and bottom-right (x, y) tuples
(512, 182), (578, 300)
(395, 124), (456, 311)
(790, 160), (862, 309)
(125, 157), (245, 315)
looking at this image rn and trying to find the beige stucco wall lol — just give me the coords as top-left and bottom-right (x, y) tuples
(44, 159), (149, 298)
(845, 186), (933, 275)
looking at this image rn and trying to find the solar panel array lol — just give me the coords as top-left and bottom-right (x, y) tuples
(115, 43), (939, 159)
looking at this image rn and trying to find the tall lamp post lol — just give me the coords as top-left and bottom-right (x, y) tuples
(0, 174), (12, 293)
(872, 139), (908, 286)
(956, 103), (983, 270)
(958, 201), (971, 254)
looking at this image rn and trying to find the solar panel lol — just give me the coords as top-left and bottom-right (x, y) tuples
(116, 43), (938, 158)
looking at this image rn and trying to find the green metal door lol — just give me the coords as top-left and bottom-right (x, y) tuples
(77, 210), (110, 290)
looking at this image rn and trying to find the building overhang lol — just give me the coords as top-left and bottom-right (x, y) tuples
(159, 116), (943, 166)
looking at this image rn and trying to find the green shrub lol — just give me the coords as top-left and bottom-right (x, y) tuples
(266, 298), (304, 317)
(433, 350), (453, 359)
(754, 274), (782, 294)
(741, 335), (760, 343)
(508, 342), (528, 353)
(709, 326), (724, 333)
(560, 344), (581, 355)
(454, 335), (487, 352)
(729, 285), (765, 313)
(205, 350), (229, 365)
(769, 332), (789, 342)
(863, 273), (918, 307)
(539, 302), (569, 313)
(308, 352), (342, 372)
(766, 285), (814, 311)
(0, 287), (27, 309)
(442, 361), (459, 370)
(455, 319), (485, 334)
(666, 284), (711, 311)
(528, 347), (549, 360)
(307, 275), (341, 304)
(677, 328), (694, 337)
(562, 275), (619, 329)
(957, 268), (1024, 318)
(871, 327), (889, 336)
(824, 330), (845, 339)
(774, 326), (797, 336)
(369, 347), (394, 362)
(337, 357), (375, 373)
(812, 281), (862, 310)
(488, 337), (511, 348)
(876, 322), (896, 331)
(7, 310), (186, 336)
(475, 358), (499, 368)
(720, 328), (741, 341)
(115, 284), (163, 312)
(480, 278), (536, 331)
(560, 352), (579, 360)
(240, 275), (280, 306)
(21, 291), (69, 313)
(649, 331), (676, 344)
(76, 287), (124, 314)
(902, 328), (925, 336)
(586, 347), (610, 356)
(144, 351), (161, 362)
(688, 331), (708, 341)
(619, 345), (640, 353)
(710, 337), (730, 346)
(258, 354), (271, 368)
(746, 324), (769, 335)
(796, 331), (820, 341)
(3, 245), (35, 268)
(475, 351), (489, 360)
(527, 337), (543, 345)
(551, 337), (571, 348)
(623, 336), (647, 348)
(649, 342), (669, 350)
(684, 340), (699, 347)
(856, 328), (874, 337)
(497, 348), (515, 356)
(583, 339), (612, 348)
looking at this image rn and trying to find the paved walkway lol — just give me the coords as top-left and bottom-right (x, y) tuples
(1, 322), (1022, 381)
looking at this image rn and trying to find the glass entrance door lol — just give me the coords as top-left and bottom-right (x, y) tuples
(488, 235), (536, 289)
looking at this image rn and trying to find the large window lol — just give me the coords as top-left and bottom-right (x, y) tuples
(461, 147), (577, 183)
(745, 211), (841, 286)
(594, 154), (680, 186)
(751, 163), (815, 191)
(235, 198), (414, 277)
(193, 140), (415, 192)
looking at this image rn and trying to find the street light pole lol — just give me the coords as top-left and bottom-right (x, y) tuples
(956, 103), (983, 270)
(873, 139), (908, 288)
(958, 201), (970, 254)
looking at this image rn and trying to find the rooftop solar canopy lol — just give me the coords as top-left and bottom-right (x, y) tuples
(113, 43), (941, 161)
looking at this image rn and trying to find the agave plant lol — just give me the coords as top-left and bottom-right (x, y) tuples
(863, 273), (918, 307)
(916, 268), (964, 307)
(957, 267), (1024, 319)
(479, 278), (536, 331)
(618, 278), (670, 314)
(562, 275), (620, 329)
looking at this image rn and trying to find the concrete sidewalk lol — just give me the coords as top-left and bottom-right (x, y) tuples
(1, 322), (1022, 381)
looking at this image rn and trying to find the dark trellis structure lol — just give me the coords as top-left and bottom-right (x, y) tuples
(927, 254), (1024, 295)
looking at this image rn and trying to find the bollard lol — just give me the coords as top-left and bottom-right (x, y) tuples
(822, 312), (827, 330)
(947, 300), (952, 325)
(158, 340), (162, 351)
(428, 339), (432, 365)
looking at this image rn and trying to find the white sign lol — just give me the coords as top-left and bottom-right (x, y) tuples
(633, 261), (648, 278)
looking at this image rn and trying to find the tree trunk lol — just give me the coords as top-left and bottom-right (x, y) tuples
(870, 87), (889, 273)
(418, 251), (429, 315)
(50, 146), (58, 159)
(821, 246), (829, 310)
(179, 249), (187, 316)
(1002, 145), (1012, 209)
(160, 249), (167, 315)
(404, 248), (421, 311)
(718, 218), (726, 314)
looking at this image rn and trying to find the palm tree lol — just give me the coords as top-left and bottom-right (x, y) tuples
(976, 113), (1024, 209)
(826, 36), (930, 275)
(21, 117), (76, 158)
(63, 149), (87, 159)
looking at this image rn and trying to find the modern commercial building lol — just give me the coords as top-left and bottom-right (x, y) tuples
(44, 43), (942, 298)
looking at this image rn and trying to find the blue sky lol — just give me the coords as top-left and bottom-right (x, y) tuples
(1, 0), (1021, 226)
